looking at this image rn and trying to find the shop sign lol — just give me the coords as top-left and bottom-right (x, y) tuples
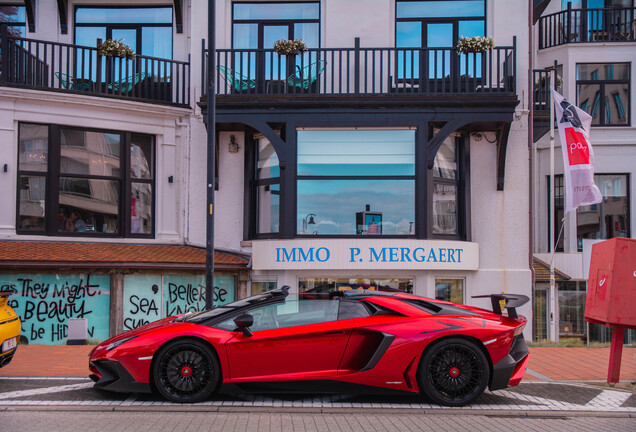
(252, 239), (479, 270)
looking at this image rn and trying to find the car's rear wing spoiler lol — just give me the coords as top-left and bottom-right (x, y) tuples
(472, 294), (529, 319)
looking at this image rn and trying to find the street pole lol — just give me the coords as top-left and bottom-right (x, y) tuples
(206, 0), (216, 310)
(548, 69), (559, 342)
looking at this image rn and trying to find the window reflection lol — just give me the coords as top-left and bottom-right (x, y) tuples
(576, 63), (630, 126)
(19, 176), (46, 231)
(19, 124), (48, 172)
(59, 178), (120, 234)
(60, 130), (121, 177)
(435, 279), (464, 304)
(0, 5), (26, 37)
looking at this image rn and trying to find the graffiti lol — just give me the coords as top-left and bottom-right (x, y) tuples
(123, 275), (236, 330)
(0, 274), (110, 345)
(123, 276), (161, 331)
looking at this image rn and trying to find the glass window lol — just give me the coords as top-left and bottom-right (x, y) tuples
(0, 5), (26, 37)
(75, 7), (172, 58)
(396, 1), (486, 81)
(576, 63), (630, 126)
(251, 281), (277, 295)
(435, 278), (464, 304)
(214, 299), (338, 332)
(432, 134), (460, 235)
(16, 123), (155, 238)
(553, 174), (630, 251)
(299, 278), (414, 300)
(256, 137), (280, 234)
(296, 129), (415, 236)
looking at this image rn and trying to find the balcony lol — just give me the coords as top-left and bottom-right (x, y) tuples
(0, 28), (190, 107)
(538, 6), (635, 49)
(202, 37), (517, 109)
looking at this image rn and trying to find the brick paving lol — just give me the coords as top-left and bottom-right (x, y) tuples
(2, 345), (635, 382)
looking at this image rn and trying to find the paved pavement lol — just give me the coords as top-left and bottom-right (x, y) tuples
(0, 345), (634, 417)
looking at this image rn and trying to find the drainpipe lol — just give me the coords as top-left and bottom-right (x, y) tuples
(528, 0), (536, 322)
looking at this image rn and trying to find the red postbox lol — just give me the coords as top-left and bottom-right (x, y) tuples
(585, 237), (636, 383)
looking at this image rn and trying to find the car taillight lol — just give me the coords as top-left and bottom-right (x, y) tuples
(514, 322), (526, 337)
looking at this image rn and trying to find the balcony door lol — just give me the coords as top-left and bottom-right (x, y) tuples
(232, 2), (319, 90)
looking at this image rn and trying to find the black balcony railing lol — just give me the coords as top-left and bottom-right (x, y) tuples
(538, 5), (635, 49)
(533, 69), (557, 112)
(0, 27), (190, 106)
(202, 37), (516, 98)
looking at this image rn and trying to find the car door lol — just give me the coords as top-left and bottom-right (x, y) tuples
(223, 299), (353, 381)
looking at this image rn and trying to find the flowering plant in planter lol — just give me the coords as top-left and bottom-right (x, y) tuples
(456, 36), (495, 54)
(535, 74), (563, 89)
(97, 39), (135, 59)
(273, 39), (308, 55)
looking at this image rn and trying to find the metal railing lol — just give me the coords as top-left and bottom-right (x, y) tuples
(1, 27), (190, 106)
(538, 5), (636, 49)
(202, 37), (516, 97)
(533, 69), (557, 112)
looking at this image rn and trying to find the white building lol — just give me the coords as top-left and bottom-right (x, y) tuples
(0, 0), (533, 344)
(532, 0), (636, 342)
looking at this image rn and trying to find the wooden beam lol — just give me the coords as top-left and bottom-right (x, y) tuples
(426, 120), (469, 169)
(244, 120), (288, 167)
(496, 123), (511, 191)
(56, 0), (68, 35)
(174, 0), (183, 33)
(24, 0), (35, 33)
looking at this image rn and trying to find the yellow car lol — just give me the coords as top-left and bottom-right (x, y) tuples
(0, 288), (20, 368)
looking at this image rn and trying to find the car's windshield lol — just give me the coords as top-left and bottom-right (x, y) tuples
(183, 290), (286, 324)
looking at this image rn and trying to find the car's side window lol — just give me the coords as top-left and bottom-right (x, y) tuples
(337, 300), (371, 320)
(212, 300), (340, 333)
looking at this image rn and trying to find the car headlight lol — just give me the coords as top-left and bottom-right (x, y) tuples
(106, 336), (137, 351)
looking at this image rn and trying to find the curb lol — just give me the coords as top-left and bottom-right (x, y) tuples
(1, 405), (635, 417)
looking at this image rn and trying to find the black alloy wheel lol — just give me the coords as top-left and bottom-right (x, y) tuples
(418, 338), (489, 407)
(152, 339), (220, 403)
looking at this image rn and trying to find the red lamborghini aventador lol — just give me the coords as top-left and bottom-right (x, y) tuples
(89, 287), (529, 406)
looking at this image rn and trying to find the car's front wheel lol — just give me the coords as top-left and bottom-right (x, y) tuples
(152, 339), (220, 403)
(418, 338), (489, 407)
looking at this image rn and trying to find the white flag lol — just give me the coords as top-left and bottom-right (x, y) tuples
(551, 89), (602, 213)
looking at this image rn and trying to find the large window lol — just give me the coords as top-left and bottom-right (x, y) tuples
(396, 0), (486, 80)
(432, 133), (461, 235)
(552, 174), (630, 251)
(17, 123), (154, 237)
(296, 129), (415, 236)
(232, 2), (320, 82)
(576, 63), (630, 126)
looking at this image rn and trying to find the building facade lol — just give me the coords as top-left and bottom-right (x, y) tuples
(1, 0), (533, 344)
(532, 0), (636, 342)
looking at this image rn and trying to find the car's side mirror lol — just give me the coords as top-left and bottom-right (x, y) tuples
(234, 313), (254, 337)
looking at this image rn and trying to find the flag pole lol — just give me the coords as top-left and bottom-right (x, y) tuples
(548, 69), (559, 343)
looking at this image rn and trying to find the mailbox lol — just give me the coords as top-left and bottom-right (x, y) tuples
(585, 237), (636, 383)
(585, 237), (636, 327)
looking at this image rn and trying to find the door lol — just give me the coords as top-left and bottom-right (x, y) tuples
(222, 300), (351, 381)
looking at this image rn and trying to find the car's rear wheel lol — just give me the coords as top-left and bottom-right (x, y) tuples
(418, 338), (489, 407)
(152, 339), (220, 403)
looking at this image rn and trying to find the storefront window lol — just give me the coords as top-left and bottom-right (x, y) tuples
(559, 281), (586, 338)
(297, 129), (415, 236)
(299, 277), (413, 300)
(251, 281), (278, 295)
(435, 278), (463, 303)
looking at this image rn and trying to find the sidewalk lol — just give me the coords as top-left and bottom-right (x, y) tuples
(1, 345), (635, 382)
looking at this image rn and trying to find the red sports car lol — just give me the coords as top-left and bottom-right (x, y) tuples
(89, 287), (529, 406)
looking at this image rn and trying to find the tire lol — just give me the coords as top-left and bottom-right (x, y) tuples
(152, 339), (220, 403)
(418, 337), (489, 407)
